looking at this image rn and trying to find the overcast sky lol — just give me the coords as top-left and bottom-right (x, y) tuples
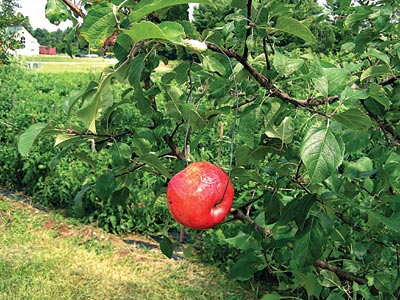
(16, 0), (72, 31)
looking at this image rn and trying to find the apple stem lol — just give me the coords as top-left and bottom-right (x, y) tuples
(179, 225), (185, 243)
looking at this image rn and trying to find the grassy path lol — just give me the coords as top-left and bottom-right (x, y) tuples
(0, 193), (260, 300)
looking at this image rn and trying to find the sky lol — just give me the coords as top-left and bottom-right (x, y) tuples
(16, 0), (72, 32)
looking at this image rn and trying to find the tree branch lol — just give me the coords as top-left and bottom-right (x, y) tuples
(62, 0), (85, 19)
(163, 134), (188, 161)
(243, 0), (253, 60)
(314, 260), (367, 285)
(206, 43), (338, 108)
(229, 208), (367, 285)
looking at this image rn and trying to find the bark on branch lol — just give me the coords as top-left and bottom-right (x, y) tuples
(62, 0), (85, 19)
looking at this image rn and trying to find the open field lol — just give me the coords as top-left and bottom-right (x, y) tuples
(23, 54), (117, 73)
(0, 193), (260, 300)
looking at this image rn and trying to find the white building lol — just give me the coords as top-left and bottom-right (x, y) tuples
(8, 26), (40, 56)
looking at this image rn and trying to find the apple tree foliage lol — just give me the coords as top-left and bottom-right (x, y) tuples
(19, 0), (400, 298)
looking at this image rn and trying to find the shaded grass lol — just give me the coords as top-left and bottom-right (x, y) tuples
(0, 196), (260, 300)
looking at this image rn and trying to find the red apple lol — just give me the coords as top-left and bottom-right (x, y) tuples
(166, 161), (234, 230)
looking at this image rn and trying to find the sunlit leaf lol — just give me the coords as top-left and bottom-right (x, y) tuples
(125, 21), (185, 44)
(138, 153), (171, 178)
(80, 2), (117, 49)
(275, 16), (316, 44)
(273, 51), (304, 76)
(300, 126), (345, 184)
(18, 123), (56, 157)
(129, 0), (214, 22)
(45, 0), (70, 25)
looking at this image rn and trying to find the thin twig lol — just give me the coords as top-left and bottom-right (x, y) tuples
(243, 0), (253, 60)
(62, 0), (85, 18)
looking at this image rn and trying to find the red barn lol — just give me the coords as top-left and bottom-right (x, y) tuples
(39, 46), (56, 55)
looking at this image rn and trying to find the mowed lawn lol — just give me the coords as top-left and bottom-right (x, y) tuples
(25, 54), (118, 73)
(0, 194), (260, 300)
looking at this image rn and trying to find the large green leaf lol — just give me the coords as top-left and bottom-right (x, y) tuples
(95, 172), (117, 201)
(73, 184), (91, 218)
(45, 0), (70, 25)
(367, 211), (400, 233)
(224, 231), (262, 251)
(332, 109), (373, 130)
(300, 126), (345, 184)
(360, 65), (391, 82)
(125, 21), (186, 44)
(18, 123), (55, 157)
(275, 194), (317, 229)
(273, 51), (304, 76)
(368, 83), (390, 109)
(80, 2), (117, 49)
(76, 71), (115, 133)
(275, 16), (316, 44)
(293, 216), (328, 267)
(138, 154), (171, 178)
(264, 99), (293, 144)
(129, 0), (214, 22)
(230, 254), (266, 281)
(160, 236), (174, 258)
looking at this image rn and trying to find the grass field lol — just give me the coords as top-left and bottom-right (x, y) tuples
(24, 54), (117, 73)
(0, 193), (261, 300)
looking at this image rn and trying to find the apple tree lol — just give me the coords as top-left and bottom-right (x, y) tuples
(19, 0), (400, 298)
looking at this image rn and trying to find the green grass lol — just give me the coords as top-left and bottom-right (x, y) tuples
(0, 195), (261, 300)
(22, 54), (117, 73)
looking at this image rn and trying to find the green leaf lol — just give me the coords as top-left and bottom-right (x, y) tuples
(275, 16), (316, 44)
(332, 109), (373, 130)
(276, 194), (317, 229)
(368, 83), (390, 109)
(110, 187), (130, 207)
(129, 0), (214, 22)
(230, 254), (266, 281)
(77, 71), (115, 133)
(363, 48), (390, 66)
(138, 154), (171, 178)
(323, 67), (348, 95)
(125, 21), (186, 44)
(264, 99), (293, 144)
(318, 269), (341, 288)
(80, 2), (117, 49)
(300, 126), (345, 184)
(202, 55), (226, 76)
(342, 129), (370, 154)
(360, 65), (391, 82)
(273, 51), (304, 76)
(293, 216), (328, 267)
(45, 0), (70, 25)
(224, 231), (262, 251)
(110, 142), (132, 167)
(18, 123), (53, 157)
(292, 270), (322, 298)
(367, 211), (400, 233)
(73, 184), (91, 218)
(95, 172), (117, 201)
(160, 236), (174, 258)
(261, 292), (284, 300)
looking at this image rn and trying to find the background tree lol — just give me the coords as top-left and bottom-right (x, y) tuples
(0, 0), (24, 64)
(192, 0), (234, 33)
